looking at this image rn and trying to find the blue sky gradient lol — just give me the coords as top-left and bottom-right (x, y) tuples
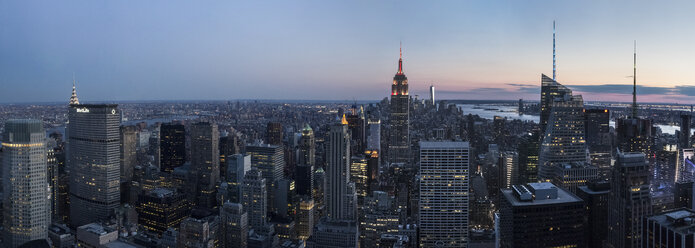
(2, 1), (695, 103)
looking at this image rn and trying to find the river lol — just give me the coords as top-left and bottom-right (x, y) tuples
(457, 104), (684, 135)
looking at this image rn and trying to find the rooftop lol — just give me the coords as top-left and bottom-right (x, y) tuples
(649, 208), (695, 234)
(503, 182), (582, 207)
(420, 141), (470, 149)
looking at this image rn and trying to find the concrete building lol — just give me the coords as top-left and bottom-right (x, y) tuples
(220, 202), (248, 248)
(608, 151), (652, 248)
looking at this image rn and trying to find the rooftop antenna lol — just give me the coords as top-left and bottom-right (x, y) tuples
(632, 40), (638, 119)
(553, 20), (557, 81)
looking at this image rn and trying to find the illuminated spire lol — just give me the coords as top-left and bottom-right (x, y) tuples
(69, 75), (80, 105)
(397, 42), (403, 75)
(632, 40), (638, 118)
(553, 20), (556, 81)
(341, 114), (348, 125)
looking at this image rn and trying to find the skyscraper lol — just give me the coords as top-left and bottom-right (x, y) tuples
(225, 154), (251, 203)
(297, 124), (316, 167)
(346, 105), (366, 154)
(246, 144), (284, 214)
(389, 46), (410, 165)
(577, 180), (610, 248)
(539, 74), (572, 134)
(2, 119), (50, 248)
(120, 125), (137, 204)
(538, 81), (587, 182)
(325, 115), (357, 221)
(584, 108), (611, 152)
(307, 116), (359, 248)
(617, 118), (653, 155)
(68, 104), (121, 227)
(429, 84), (435, 106)
(160, 123), (186, 173)
(188, 122), (220, 209)
(518, 130), (540, 184)
(644, 208), (695, 248)
(419, 141), (470, 247)
(498, 182), (585, 248)
(608, 151), (652, 248)
(266, 122), (283, 146)
(242, 169), (267, 231)
(681, 114), (691, 148)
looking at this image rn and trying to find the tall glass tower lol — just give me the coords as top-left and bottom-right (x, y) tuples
(2, 119), (49, 248)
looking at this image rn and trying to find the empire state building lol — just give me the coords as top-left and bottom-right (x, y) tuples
(388, 47), (410, 164)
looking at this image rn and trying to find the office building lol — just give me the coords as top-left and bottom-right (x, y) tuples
(295, 163), (314, 197)
(68, 104), (121, 227)
(538, 84), (587, 182)
(350, 155), (369, 201)
(419, 141), (470, 247)
(585, 108), (611, 152)
(224, 154), (251, 203)
(2, 119), (50, 248)
(644, 208), (695, 248)
(518, 130), (540, 184)
(325, 116), (357, 221)
(246, 144), (285, 213)
(539, 74), (572, 134)
(577, 180), (610, 248)
(550, 161), (598, 194)
(297, 197), (315, 240)
(160, 123), (186, 173)
(498, 182), (585, 248)
(136, 188), (190, 236)
(608, 151), (652, 248)
(177, 210), (220, 248)
(367, 120), (381, 152)
(389, 47), (410, 165)
(220, 202), (248, 248)
(306, 219), (359, 248)
(617, 118), (653, 156)
(682, 114), (692, 149)
(346, 105), (366, 154)
(297, 124), (316, 167)
(242, 169), (268, 231)
(188, 122), (220, 209)
(266, 122), (283, 146)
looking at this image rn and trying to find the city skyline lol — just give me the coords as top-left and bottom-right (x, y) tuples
(3, 1), (695, 103)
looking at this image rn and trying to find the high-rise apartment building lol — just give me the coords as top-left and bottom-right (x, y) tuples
(68, 104), (121, 227)
(2, 119), (50, 248)
(419, 141), (470, 247)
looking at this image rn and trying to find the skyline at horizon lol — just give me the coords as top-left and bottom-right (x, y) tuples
(3, 1), (695, 104)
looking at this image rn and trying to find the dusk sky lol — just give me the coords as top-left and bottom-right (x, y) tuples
(2, 1), (695, 103)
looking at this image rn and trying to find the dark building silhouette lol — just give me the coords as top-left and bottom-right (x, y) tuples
(608, 151), (652, 248)
(681, 114), (691, 148)
(585, 108), (611, 152)
(136, 188), (190, 236)
(577, 180), (610, 248)
(499, 182), (585, 248)
(160, 123), (186, 173)
(266, 122), (283, 146)
(617, 118), (653, 156)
